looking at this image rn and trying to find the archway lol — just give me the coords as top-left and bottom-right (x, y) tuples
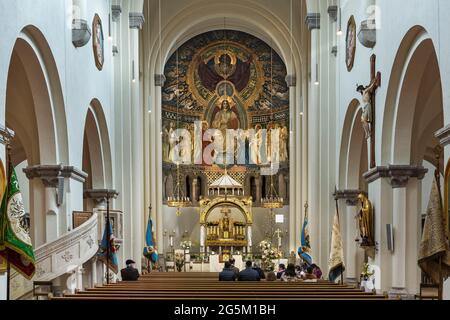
(4, 26), (68, 246)
(143, 0), (308, 253)
(382, 26), (444, 293)
(339, 99), (368, 281)
(82, 99), (113, 211)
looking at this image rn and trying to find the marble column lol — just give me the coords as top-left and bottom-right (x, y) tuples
(364, 165), (427, 295)
(200, 225), (206, 254)
(334, 189), (362, 281)
(286, 74), (297, 252)
(392, 187), (406, 290)
(91, 258), (97, 287)
(247, 226), (252, 253)
(192, 178), (198, 205)
(154, 74), (166, 255)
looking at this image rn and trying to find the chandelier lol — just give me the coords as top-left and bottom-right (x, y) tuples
(166, 49), (191, 215)
(167, 174), (191, 216)
(261, 183), (284, 209)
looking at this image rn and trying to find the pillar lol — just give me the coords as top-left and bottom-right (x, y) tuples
(91, 258), (97, 287)
(305, 13), (321, 265)
(192, 178), (198, 205)
(44, 184), (59, 242)
(247, 226), (252, 253)
(392, 187), (406, 290)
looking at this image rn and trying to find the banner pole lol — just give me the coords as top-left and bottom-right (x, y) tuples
(106, 195), (110, 284)
(5, 142), (12, 300)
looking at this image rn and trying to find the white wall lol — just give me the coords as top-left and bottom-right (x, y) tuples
(0, 274), (6, 300)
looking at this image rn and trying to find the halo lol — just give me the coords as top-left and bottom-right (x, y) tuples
(217, 95), (234, 106)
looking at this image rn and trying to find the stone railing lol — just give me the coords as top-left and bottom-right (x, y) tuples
(10, 213), (99, 299)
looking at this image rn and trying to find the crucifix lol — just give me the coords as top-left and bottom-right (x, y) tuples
(357, 54), (381, 169)
(275, 228), (282, 248)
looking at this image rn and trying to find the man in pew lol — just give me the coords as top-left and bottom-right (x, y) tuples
(120, 259), (140, 281)
(229, 258), (239, 277)
(238, 261), (261, 281)
(219, 262), (237, 281)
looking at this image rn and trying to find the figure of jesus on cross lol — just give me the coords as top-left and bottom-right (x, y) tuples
(357, 54), (381, 169)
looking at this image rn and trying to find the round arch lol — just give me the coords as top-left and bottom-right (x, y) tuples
(5, 25), (68, 166)
(339, 99), (368, 189)
(145, 0), (305, 78)
(382, 26), (443, 165)
(199, 197), (252, 225)
(82, 99), (113, 189)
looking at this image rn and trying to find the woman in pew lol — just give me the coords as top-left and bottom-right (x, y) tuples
(301, 266), (318, 281)
(281, 264), (300, 282)
(253, 262), (266, 280)
(266, 272), (277, 281)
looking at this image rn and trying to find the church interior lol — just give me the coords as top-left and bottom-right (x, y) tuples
(1, 0), (450, 302)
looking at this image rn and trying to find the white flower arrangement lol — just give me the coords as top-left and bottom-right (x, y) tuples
(258, 240), (282, 271)
(180, 240), (192, 250)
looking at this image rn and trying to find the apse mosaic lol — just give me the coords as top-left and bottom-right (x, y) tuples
(161, 30), (290, 168)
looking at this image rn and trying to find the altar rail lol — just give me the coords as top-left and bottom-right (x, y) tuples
(10, 212), (99, 299)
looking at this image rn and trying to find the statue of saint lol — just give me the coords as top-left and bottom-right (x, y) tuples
(220, 209), (232, 239)
(250, 124), (263, 165)
(279, 125), (289, 162)
(357, 193), (374, 247)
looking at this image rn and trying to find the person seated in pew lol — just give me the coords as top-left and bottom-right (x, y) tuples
(266, 272), (277, 281)
(219, 262), (237, 281)
(229, 258), (240, 277)
(238, 261), (261, 281)
(276, 263), (286, 279)
(301, 266), (318, 281)
(253, 262), (266, 280)
(281, 263), (300, 282)
(311, 263), (323, 279)
(120, 259), (140, 281)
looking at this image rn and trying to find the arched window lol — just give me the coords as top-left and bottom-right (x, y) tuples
(185, 176), (191, 200)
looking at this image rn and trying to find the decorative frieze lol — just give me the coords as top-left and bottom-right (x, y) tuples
(111, 4), (122, 22)
(285, 74), (297, 87)
(334, 189), (366, 206)
(129, 12), (145, 29)
(305, 13), (320, 30)
(363, 165), (428, 188)
(155, 74), (166, 87)
(84, 189), (119, 203)
(435, 124), (450, 147)
(23, 165), (88, 185)
(23, 165), (87, 206)
(327, 5), (338, 22)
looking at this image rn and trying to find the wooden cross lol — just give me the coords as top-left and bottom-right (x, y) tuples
(357, 54), (381, 169)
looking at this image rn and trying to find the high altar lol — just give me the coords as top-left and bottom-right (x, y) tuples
(199, 172), (253, 263)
